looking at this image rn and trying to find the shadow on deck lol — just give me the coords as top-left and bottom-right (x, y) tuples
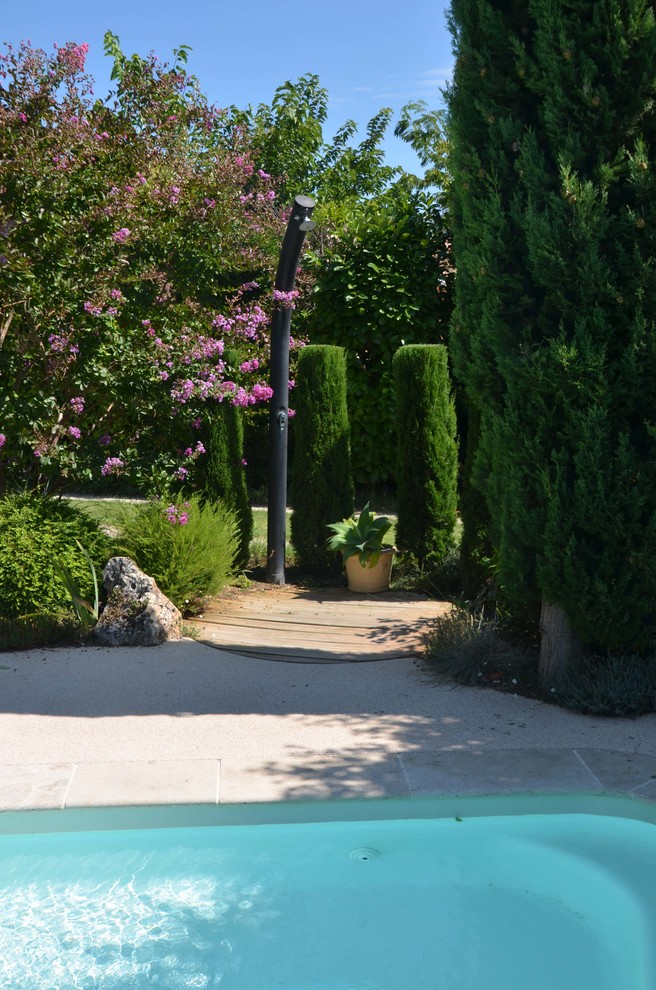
(195, 584), (450, 663)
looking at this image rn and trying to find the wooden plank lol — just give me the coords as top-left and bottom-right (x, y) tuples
(194, 584), (445, 663)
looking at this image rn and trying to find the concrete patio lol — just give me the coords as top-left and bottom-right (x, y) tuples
(0, 638), (654, 811)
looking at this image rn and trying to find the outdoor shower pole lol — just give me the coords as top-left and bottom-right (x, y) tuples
(266, 194), (316, 585)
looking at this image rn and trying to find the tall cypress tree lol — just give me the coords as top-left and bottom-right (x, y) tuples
(393, 344), (458, 563)
(447, 0), (656, 683)
(200, 402), (252, 570)
(290, 345), (354, 574)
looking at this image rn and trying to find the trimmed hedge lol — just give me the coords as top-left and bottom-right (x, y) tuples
(290, 345), (354, 573)
(199, 400), (252, 569)
(393, 344), (458, 563)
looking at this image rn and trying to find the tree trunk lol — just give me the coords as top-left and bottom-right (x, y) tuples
(538, 599), (582, 689)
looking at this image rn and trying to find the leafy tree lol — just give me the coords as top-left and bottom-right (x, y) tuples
(0, 36), (282, 495)
(446, 0), (656, 684)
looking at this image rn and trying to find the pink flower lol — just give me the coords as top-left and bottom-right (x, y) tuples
(56, 42), (89, 74)
(175, 466), (188, 479)
(18, 112), (27, 123)
(101, 456), (124, 476)
(272, 288), (300, 309)
(195, 441), (205, 454)
(112, 228), (131, 243)
(69, 396), (85, 414)
(184, 447), (193, 457)
(203, 198), (215, 208)
(98, 434), (111, 446)
(178, 512), (189, 525)
(67, 426), (81, 440)
(0, 434), (5, 448)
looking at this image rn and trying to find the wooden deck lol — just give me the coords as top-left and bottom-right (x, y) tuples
(195, 584), (450, 663)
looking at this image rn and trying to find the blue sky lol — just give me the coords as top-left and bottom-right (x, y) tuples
(1, 0), (454, 176)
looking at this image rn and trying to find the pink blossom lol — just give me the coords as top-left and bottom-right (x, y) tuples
(101, 456), (125, 476)
(184, 447), (193, 457)
(257, 169), (271, 179)
(18, 112), (27, 123)
(112, 228), (131, 243)
(175, 466), (188, 479)
(0, 434), (5, 448)
(98, 435), (111, 446)
(69, 396), (85, 414)
(203, 198), (216, 208)
(56, 42), (89, 74)
(67, 426), (81, 440)
(272, 288), (299, 309)
(191, 417), (202, 430)
(109, 289), (123, 300)
(195, 441), (205, 454)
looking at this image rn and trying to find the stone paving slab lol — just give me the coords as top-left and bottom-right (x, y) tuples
(67, 760), (220, 808)
(1, 748), (655, 811)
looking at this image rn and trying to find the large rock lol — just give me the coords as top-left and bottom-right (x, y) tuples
(94, 557), (182, 646)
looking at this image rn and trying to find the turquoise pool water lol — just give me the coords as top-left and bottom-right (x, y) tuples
(0, 798), (654, 989)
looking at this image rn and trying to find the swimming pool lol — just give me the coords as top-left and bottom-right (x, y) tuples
(0, 795), (654, 989)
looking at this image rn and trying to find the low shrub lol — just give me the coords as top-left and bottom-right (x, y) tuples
(423, 602), (536, 691)
(117, 494), (239, 614)
(0, 493), (110, 620)
(0, 612), (81, 651)
(557, 652), (656, 717)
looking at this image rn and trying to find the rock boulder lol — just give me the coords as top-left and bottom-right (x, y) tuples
(94, 556), (182, 646)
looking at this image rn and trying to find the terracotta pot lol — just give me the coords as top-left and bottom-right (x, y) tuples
(344, 547), (395, 593)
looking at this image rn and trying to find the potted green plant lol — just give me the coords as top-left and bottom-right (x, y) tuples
(327, 504), (395, 592)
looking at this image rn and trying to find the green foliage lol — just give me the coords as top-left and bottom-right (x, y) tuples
(199, 395), (252, 569)
(117, 494), (239, 614)
(327, 503), (393, 566)
(302, 185), (453, 482)
(424, 603), (536, 690)
(53, 539), (100, 631)
(290, 345), (354, 574)
(557, 652), (656, 717)
(0, 493), (110, 620)
(446, 0), (656, 658)
(0, 612), (80, 651)
(393, 344), (458, 562)
(228, 74), (399, 208)
(458, 405), (494, 597)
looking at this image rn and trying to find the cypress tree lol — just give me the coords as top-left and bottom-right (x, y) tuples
(200, 401), (252, 569)
(393, 344), (458, 563)
(290, 345), (354, 574)
(446, 0), (656, 683)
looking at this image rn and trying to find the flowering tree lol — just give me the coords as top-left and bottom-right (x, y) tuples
(0, 36), (292, 495)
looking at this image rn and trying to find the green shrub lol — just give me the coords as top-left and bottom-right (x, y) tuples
(199, 400), (252, 569)
(0, 494), (110, 620)
(557, 653), (656, 717)
(423, 602), (536, 690)
(117, 494), (239, 614)
(393, 344), (458, 563)
(0, 612), (81, 651)
(290, 345), (354, 574)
